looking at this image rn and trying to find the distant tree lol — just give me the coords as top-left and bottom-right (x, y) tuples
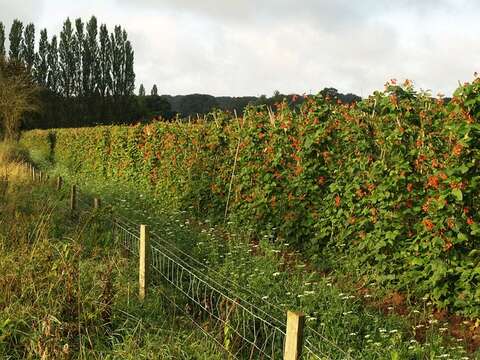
(151, 84), (158, 96)
(319, 87), (361, 103)
(97, 23), (111, 97)
(0, 22), (5, 57)
(22, 23), (35, 71)
(34, 29), (49, 87)
(138, 84), (145, 97)
(9, 20), (24, 60)
(145, 95), (172, 118)
(47, 35), (59, 93)
(178, 94), (218, 117)
(74, 18), (84, 97)
(124, 39), (135, 95)
(59, 18), (76, 98)
(110, 26), (125, 97)
(83, 16), (98, 96)
(320, 87), (339, 99)
(341, 93), (362, 103)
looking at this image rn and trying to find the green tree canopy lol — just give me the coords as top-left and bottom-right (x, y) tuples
(9, 20), (23, 60)
(22, 23), (35, 71)
(0, 22), (5, 57)
(35, 29), (49, 87)
(0, 57), (38, 140)
(59, 18), (75, 98)
(138, 84), (145, 97)
(47, 35), (59, 93)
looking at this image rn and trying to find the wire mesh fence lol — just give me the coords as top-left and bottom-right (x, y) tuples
(111, 217), (336, 359)
(113, 218), (287, 359)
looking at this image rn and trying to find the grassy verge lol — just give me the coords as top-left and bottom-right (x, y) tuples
(0, 143), (224, 359)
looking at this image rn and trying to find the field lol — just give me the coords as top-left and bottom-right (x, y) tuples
(6, 78), (479, 359)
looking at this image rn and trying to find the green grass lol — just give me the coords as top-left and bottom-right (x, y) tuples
(0, 146), (225, 359)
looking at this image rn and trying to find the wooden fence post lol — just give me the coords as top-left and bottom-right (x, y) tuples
(56, 176), (63, 191)
(32, 167), (36, 181)
(94, 198), (101, 209)
(139, 224), (150, 300)
(284, 311), (305, 360)
(70, 185), (77, 211)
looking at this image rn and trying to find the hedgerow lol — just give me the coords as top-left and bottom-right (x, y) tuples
(22, 77), (480, 317)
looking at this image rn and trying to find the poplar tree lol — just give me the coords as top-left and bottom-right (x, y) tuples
(83, 16), (98, 95)
(9, 20), (23, 60)
(0, 22), (5, 57)
(59, 18), (75, 98)
(47, 35), (59, 93)
(124, 39), (135, 96)
(110, 26), (125, 97)
(98, 24), (111, 97)
(22, 23), (35, 71)
(151, 84), (158, 96)
(138, 84), (145, 97)
(74, 18), (84, 97)
(35, 29), (49, 87)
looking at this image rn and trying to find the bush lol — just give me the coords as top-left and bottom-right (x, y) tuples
(0, 142), (30, 164)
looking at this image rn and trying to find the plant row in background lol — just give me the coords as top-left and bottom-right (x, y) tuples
(21, 76), (480, 319)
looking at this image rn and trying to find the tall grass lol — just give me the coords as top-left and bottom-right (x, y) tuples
(0, 143), (224, 359)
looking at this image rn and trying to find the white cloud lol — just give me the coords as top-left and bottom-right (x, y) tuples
(1, 0), (479, 96)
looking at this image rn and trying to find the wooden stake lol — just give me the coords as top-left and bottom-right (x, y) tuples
(56, 176), (63, 190)
(70, 184), (77, 211)
(284, 311), (305, 360)
(32, 167), (36, 181)
(139, 224), (150, 300)
(93, 198), (101, 209)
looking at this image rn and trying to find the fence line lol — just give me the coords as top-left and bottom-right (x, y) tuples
(25, 163), (355, 360)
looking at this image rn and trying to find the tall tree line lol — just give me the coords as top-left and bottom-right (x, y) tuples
(0, 16), (139, 129)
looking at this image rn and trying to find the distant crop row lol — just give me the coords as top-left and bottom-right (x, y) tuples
(22, 77), (480, 318)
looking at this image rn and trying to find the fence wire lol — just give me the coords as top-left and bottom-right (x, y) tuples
(113, 218), (288, 359)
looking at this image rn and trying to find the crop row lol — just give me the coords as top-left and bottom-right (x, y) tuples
(22, 77), (480, 317)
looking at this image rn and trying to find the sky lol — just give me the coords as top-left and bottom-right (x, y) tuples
(1, 0), (480, 97)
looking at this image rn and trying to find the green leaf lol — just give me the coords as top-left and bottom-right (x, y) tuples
(452, 188), (463, 201)
(459, 164), (470, 174)
(457, 232), (468, 243)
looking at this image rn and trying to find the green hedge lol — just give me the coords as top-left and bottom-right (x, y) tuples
(22, 78), (480, 317)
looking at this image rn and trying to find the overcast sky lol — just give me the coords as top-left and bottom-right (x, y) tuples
(1, 0), (479, 97)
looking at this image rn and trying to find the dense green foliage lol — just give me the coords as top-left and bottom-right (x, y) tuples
(0, 57), (39, 140)
(22, 78), (480, 318)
